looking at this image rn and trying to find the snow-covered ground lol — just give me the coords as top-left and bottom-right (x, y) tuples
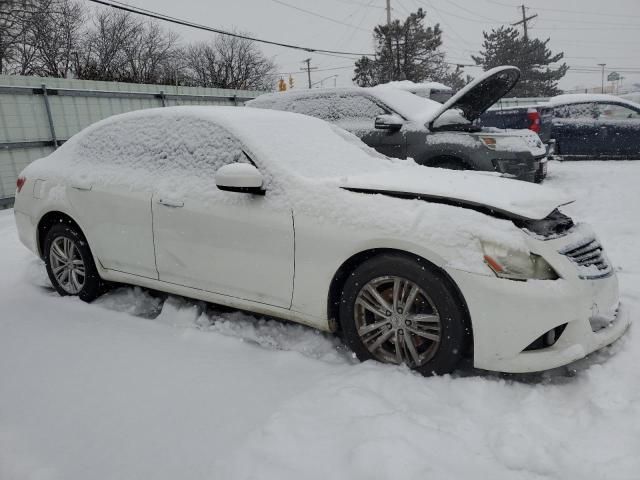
(1, 160), (639, 480)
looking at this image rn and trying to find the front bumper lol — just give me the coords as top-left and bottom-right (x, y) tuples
(447, 242), (629, 373)
(491, 153), (545, 183)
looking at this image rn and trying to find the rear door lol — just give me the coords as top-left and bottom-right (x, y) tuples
(67, 186), (156, 279)
(66, 118), (159, 279)
(552, 103), (602, 157)
(595, 102), (640, 157)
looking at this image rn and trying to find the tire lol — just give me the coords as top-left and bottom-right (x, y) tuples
(339, 254), (467, 376)
(44, 223), (105, 302)
(434, 160), (466, 171)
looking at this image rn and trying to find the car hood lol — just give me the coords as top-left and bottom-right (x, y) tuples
(339, 166), (572, 221)
(426, 66), (520, 127)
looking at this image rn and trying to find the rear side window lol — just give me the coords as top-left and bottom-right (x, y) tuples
(284, 93), (386, 121)
(332, 94), (387, 121)
(77, 115), (246, 181)
(553, 103), (600, 120)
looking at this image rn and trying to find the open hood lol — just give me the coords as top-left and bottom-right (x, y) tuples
(339, 166), (572, 221)
(427, 66), (520, 128)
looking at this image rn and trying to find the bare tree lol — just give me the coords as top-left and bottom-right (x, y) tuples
(0, 0), (37, 74)
(81, 9), (141, 81)
(28, 0), (84, 77)
(122, 21), (179, 83)
(2, 3), (275, 90)
(184, 34), (275, 90)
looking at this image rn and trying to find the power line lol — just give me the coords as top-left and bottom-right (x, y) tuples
(85, 0), (376, 57)
(482, 0), (640, 20)
(438, 0), (510, 24)
(270, 0), (370, 32)
(334, 0), (385, 9)
(511, 5), (537, 41)
(277, 64), (355, 75)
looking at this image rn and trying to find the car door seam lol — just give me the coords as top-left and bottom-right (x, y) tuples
(150, 195), (160, 280)
(290, 209), (296, 310)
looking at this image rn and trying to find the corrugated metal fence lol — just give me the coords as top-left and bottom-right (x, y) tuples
(0, 74), (262, 207)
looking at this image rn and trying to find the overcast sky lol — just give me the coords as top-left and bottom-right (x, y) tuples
(123, 0), (640, 92)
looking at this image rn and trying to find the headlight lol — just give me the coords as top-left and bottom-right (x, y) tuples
(479, 136), (497, 150)
(482, 242), (559, 281)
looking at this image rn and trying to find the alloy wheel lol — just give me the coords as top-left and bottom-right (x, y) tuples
(49, 236), (85, 294)
(354, 275), (441, 368)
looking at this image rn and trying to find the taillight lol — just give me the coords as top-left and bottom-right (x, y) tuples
(16, 176), (26, 193)
(527, 108), (541, 133)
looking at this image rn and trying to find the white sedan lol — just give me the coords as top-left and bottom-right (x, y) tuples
(13, 107), (629, 375)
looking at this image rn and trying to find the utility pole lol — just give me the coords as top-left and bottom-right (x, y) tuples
(597, 63), (606, 93)
(300, 58), (317, 89)
(386, 0), (391, 25)
(511, 5), (537, 41)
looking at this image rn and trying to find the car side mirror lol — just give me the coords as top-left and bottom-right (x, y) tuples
(215, 163), (265, 195)
(374, 114), (404, 131)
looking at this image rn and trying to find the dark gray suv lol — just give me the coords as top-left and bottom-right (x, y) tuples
(248, 66), (547, 182)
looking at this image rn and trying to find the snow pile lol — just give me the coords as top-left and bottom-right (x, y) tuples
(1, 160), (640, 480)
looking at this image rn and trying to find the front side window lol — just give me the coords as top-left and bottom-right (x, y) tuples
(598, 103), (640, 120)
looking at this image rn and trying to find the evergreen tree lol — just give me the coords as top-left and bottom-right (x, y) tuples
(352, 55), (378, 87)
(472, 26), (568, 97)
(353, 8), (462, 87)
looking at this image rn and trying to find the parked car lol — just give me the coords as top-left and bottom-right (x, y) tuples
(479, 105), (554, 181)
(248, 66), (548, 183)
(547, 94), (640, 158)
(14, 106), (629, 375)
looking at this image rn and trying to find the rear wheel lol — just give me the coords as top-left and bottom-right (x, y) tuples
(339, 254), (467, 376)
(432, 158), (467, 171)
(44, 223), (105, 302)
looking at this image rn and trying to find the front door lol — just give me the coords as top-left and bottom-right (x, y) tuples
(596, 102), (640, 157)
(152, 188), (294, 308)
(552, 102), (602, 157)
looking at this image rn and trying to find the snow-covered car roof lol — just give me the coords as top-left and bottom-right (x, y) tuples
(247, 86), (443, 124)
(29, 106), (570, 221)
(547, 93), (640, 109)
(50, 106), (391, 181)
(376, 80), (453, 92)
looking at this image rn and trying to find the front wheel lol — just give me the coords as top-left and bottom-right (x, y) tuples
(44, 223), (105, 302)
(339, 254), (468, 376)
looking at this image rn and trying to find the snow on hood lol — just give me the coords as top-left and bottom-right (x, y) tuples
(338, 165), (572, 221)
(371, 66), (521, 128)
(428, 66), (521, 127)
(376, 80), (453, 92)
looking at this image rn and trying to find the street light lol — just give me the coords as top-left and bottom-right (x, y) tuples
(597, 63), (606, 94)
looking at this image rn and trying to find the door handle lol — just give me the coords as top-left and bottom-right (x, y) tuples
(158, 198), (184, 208)
(71, 183), (92, 191)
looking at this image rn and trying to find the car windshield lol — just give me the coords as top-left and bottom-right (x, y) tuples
(230, 109), (395, 179)
(369, 86), (443, 123)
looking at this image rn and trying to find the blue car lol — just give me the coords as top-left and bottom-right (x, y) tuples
(548, 94), (640, 159)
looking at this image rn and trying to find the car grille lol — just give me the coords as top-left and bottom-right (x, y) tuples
(559, 237), (612, 279)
